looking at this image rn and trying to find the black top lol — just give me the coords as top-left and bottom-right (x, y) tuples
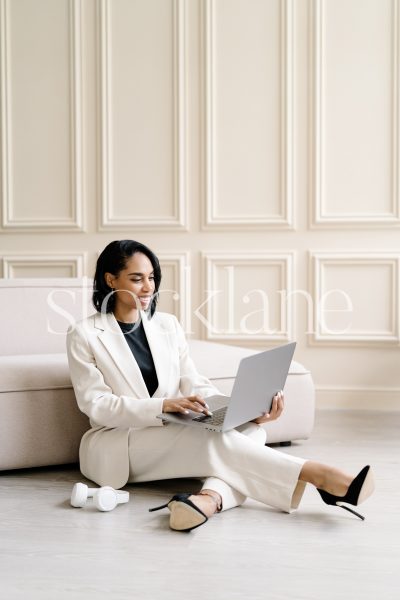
(117, 320), (159, 397)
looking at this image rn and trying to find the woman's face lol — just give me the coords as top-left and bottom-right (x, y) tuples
(105, 252), (156, 314)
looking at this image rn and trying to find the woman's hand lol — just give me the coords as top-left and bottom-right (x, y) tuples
(163, 395), (212, 416)
(252, 390), (284, 424)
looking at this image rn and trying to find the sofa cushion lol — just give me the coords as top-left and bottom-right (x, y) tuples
(0, 342), (308, 394)
(0, 354), (71, 393)
(187, 339), (309, 379)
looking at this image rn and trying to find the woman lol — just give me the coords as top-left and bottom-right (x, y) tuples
(67, 240), (375, 531)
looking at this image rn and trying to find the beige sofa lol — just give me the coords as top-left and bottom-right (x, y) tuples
(0, 279), (315, 471)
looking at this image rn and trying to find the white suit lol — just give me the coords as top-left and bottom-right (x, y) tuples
(66, 310), (306, 513)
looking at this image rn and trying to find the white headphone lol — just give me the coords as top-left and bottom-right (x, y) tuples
(70, 482), (130, 512)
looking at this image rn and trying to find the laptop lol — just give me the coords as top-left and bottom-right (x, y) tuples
(158, 342), (296, 432)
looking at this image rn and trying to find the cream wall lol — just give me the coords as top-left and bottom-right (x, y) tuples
(1, 0), (400, 410)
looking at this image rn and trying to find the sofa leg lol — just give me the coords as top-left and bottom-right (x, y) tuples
(279, 441), (292, 447)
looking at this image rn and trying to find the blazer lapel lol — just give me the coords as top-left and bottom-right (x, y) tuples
(94, 312), (149, 398)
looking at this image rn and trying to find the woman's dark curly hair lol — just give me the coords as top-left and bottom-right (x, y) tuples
(93, 240), (162, 317)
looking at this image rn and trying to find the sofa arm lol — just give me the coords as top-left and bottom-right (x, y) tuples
(262, 369), (315, 443)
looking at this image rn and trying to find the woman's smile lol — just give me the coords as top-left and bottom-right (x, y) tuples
(138, 295), (152, 308)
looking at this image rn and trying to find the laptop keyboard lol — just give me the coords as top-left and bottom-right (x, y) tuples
(192, 406), (227, 426)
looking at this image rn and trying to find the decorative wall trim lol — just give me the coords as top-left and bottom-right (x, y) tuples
(310, 251), (400, 343)
(158, 252), (190, 327)
(0, 0), (84, 231)
(2, 253), (85, 278)
(99, 0), (187, 230)
(202, 0), (294, 229)
(201, 252), (294, 342)
(316, 385), (400, 411)
(310, 0), (400, 228)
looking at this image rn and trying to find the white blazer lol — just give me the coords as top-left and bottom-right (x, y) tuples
(66, 310), (220, 488)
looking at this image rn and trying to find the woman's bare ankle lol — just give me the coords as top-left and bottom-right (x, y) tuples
(299, 461), (352, 495)
(189, 490), (222, 517)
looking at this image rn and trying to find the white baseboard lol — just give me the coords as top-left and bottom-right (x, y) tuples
(315, 386), (400, 411)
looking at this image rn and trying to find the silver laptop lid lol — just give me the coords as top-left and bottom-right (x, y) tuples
(222, 342), (296, 431)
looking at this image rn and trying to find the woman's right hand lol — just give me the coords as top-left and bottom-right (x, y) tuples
(162, 395), (212, 416)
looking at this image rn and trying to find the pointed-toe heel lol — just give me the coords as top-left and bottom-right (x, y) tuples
(317, 465), (375, 520)
(149, 493), (208, 532)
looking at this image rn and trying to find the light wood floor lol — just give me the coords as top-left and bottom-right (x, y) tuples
(1, 410), (399, 600)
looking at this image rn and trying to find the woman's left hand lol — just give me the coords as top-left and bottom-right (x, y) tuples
(252, 390), (284, 424)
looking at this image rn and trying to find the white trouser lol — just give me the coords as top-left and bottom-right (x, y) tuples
(128, 422), (307, 513)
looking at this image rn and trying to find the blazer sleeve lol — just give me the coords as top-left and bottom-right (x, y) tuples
(173, 316), (224, 399)
(66, 324), (164, 429)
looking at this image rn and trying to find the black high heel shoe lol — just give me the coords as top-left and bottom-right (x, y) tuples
(149, 493), (208, 531)
(317, 465), (375, 520)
